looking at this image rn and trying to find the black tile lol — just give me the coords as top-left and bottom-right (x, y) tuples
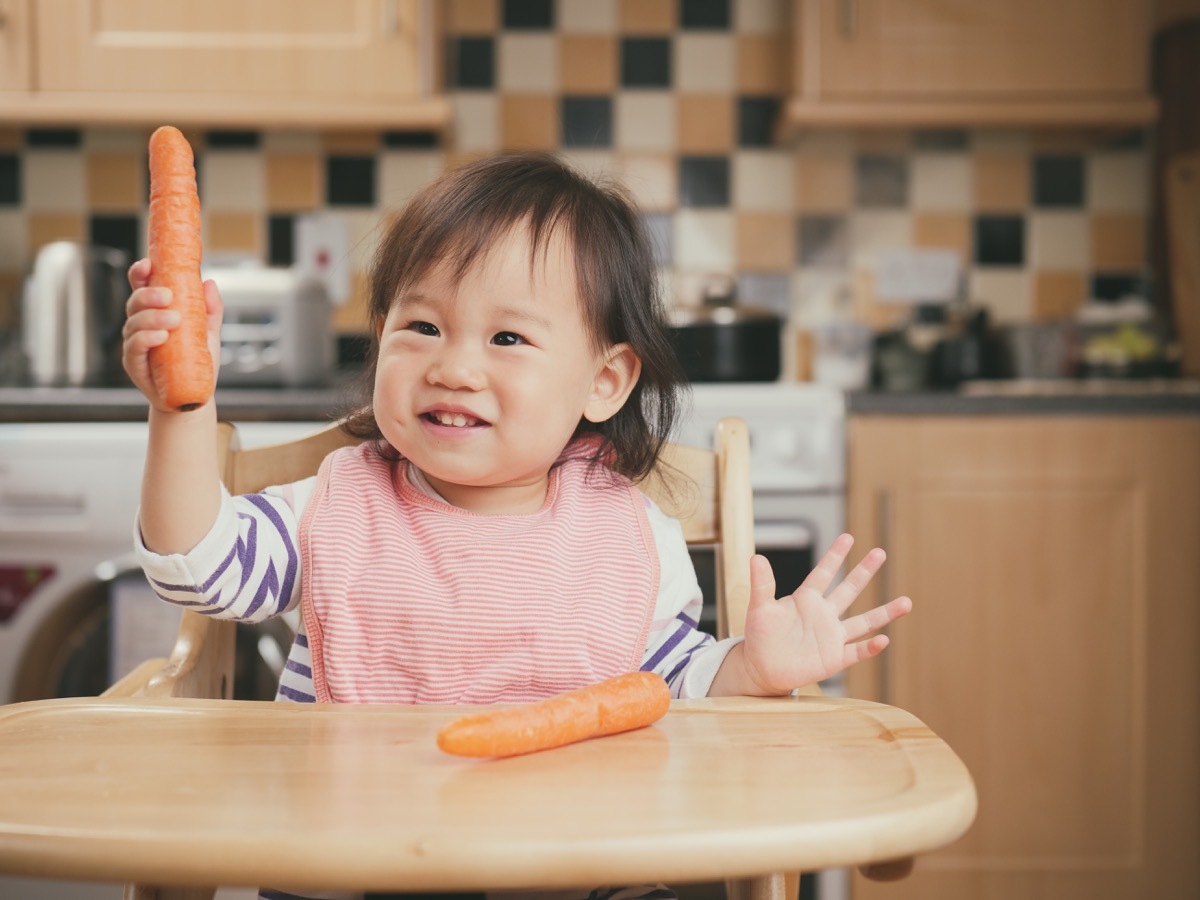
(26, 128), (82, 148)
(268, 214), (295, 267)
(502, 0), (554, 29)
(561, 97), (613, 148)
(855, 155), (909, 207)
(914, 129), (969, 151)
(451, 36), (495, 89)
(973, 215), (1025, 266)
(737, 96), (780, 147)
(206, 130), (261, 149)
(1090, 272), (1147, 302)
(681, 0), (731, 29)
(621, 38), (672, 89)
(679, 156), (730, 207)
(0, 154), (20, 205)
(1033, 155), (1085, 208)
(383, 131), (440, 149)
(796, 215), (849, 266)
(326, 156), (377, 207)
(89, 215), (141, 264)
(336, 334), (372, 370)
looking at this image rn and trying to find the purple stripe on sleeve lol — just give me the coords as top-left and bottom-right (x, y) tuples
(284, 659), (312, 679)
(641, 618), (694, 672)
(243, 492), (299, 614)
(277, 685), (316, 703)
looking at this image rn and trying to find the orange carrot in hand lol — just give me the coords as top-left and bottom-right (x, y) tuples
(147, 125), (212, 411)
(437, 671), (671, 759)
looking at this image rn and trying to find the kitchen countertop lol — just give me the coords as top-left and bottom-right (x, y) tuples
(3, 379), (1200, 423)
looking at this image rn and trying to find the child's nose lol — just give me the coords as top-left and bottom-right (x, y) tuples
(427, 344), (486, 390)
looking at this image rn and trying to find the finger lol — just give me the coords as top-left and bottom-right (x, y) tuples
(830, 547), (887, 615)
(126, 286), (172, 318)
(128, 257), (152, 290)
(842, 634), (890, 669)
(122, 305), (180, 340)
(842, 596), (912, 642)
(203, 279), (224, 320)
(747, 554), (778, 611)
(797, 533), (855, 595)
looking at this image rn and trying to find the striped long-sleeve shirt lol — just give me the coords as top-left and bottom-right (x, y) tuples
(135, 466), (740, 703)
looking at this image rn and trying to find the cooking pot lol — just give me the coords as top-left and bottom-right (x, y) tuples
(668, 276), (783, 383)
(21, 242), (130, 386)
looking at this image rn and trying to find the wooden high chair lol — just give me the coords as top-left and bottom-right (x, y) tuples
(107, 416), (819, 900)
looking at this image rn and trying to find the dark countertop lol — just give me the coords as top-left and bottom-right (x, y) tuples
(4, 379), (1200, 423)
(849, 379), (1200, 415)
(0, 383), (363, 423)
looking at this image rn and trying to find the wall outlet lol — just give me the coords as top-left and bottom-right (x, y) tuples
(294, 213), (350, 306)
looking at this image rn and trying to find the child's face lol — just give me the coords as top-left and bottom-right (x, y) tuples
(373, 224), (639, 514)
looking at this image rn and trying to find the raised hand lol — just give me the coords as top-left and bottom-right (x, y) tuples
(738, 533), (912, 695)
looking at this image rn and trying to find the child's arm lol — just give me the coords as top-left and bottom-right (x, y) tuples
(707, 534), (913, 697)
(122, 257), (224, 556)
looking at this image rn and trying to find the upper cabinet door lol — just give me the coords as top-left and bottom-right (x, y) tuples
(10, 0), (447, 128)
(783, 0), (1157, 132)
(37, 0), (430, 97)
(814, 0), (1148, 98)
(0, 0), (33, 91)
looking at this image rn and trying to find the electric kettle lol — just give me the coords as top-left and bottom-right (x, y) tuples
(20, 242), (130, 386)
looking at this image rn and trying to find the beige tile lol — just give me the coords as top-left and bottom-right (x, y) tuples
(1033, 271), (1088, 321)
(677, 95), (734, 153)
(1029, 212), (1089, 270)
(968, 269), (1033, 323)
(734, 0), (789, 33)
(736, 211), (794, 271)
(620, 0), (673, 33)
(913, 212), (971, 265)
(1089, 213), (1146, 269)
(615, 93), (676, 151)
(498, 34), (558, 92)
(676, 35), (735, 93)
(332, 270), (371, 333)
(1087, 152), (1149, 213)
(28, 212), (85, 252)
(87, 153), (142, 211)
(849, 210), (912, 268)
(453, 95), (500, 153)
(616, 153), (677, 212)
(736, 35), (789, 93)
(851, 269), (911, 331)
(205, 211), (262, 256)
(973, 154), (1030, 212)
(911, 154), (971, 211)
(559, 0), (617, 33)
(500, 95), (558, 151)
(561, 36), (618, 93)
(378, 152), (443, 212)
(200, 152), (264, 212)
(732, 150), (793, 212)
(794, 154), (853, 212)
(558, 150), (618, 184)
(265, 154), (321, 212)
(674, 209), (734, 270)
(447, 0), (497, 34)
(24, 152), (86, 212)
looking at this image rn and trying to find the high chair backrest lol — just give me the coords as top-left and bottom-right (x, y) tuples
(118, 417), (754, 702)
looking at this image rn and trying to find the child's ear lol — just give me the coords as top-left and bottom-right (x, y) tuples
(584, 343), (642, 423)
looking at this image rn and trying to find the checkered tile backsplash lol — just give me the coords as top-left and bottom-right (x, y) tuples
(0, 0), (1152, 349)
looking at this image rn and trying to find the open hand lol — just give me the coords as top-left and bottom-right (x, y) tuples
(739, 533), (912, 695)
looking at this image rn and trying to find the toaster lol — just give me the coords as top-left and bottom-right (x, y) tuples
(205, 267), (335, 388)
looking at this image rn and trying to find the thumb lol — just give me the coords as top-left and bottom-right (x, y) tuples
(748, 554), (777, 612)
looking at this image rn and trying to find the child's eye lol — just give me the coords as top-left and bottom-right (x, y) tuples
(492, 331), (526, 346)
(408, 321), (439, 337)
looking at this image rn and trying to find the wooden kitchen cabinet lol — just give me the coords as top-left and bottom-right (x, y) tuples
(846, 415), (1199, 900)
(0, 0), (448, 129)
(782, 0), (1158, 132)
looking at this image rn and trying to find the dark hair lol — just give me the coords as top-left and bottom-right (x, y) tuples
(340, 152), (686, 481)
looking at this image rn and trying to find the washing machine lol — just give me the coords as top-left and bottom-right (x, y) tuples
(0, 418), (325, 900)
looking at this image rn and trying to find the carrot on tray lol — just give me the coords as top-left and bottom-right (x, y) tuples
(147, 125), (212, 412)
(436, 671), (671, 759)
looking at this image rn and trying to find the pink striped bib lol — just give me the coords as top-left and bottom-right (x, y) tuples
(298, 439), (660, 704)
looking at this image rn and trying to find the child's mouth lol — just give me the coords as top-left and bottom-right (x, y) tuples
(424, 411), (484, 428)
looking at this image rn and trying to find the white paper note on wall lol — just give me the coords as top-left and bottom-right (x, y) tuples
(875, 249), (961, 303)
(295, 213), (351, 306)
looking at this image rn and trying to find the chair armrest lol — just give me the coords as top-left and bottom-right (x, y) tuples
(139, 611), (236, 700)
(101, 658), (170, 698)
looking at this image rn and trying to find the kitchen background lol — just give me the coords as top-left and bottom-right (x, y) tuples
(0, 0), (1163, 381)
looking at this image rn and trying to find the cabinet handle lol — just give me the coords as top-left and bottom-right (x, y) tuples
(877, 488), (892, 704)
(839, 0), (857, 39)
